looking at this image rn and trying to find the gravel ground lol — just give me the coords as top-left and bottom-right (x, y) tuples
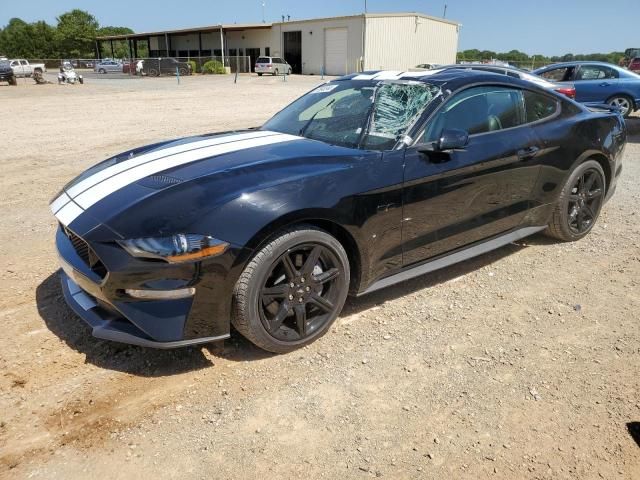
(0, 74), (639, 480)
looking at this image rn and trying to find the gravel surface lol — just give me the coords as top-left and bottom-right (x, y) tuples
(0, 75), (639, 479)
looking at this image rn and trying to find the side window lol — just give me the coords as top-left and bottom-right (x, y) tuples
(539, 67), (574, 82)
(523, 91), (558, 123)
(575, 65), (618, 80)
(423, 86), (523, 142)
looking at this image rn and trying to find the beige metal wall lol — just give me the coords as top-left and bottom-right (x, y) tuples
(271, 16), (364, 75)
(364, 15), (459, 71)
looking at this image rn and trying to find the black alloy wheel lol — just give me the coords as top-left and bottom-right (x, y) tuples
(567, 168), (605, 235)
(546, 160), (606, 241)
(259, 243), (344, 341)
(233, 226), (350, 353)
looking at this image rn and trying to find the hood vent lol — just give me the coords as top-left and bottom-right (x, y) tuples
(137, 174), (183, 190)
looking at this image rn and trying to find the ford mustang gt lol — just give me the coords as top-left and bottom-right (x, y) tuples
(50, 69), (626, 353)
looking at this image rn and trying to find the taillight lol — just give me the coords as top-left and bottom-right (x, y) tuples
(556, 87), (576, 99)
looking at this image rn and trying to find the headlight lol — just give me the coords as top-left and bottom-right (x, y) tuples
(118, 234), (229, 263)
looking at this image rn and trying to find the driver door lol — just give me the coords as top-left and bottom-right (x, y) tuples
(401, 85), (542, 266)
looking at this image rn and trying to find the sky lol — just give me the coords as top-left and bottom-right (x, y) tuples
(1, 0), (637, 56)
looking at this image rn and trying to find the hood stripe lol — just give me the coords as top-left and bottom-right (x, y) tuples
(66, 130), (277, 199)
(51, 192), (72, 215)
(53, 133), (301, 226)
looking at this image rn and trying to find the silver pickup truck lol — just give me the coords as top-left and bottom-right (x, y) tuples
(10, 59), (47, 77)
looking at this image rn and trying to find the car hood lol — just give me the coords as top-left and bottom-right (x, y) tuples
(50, 129), (361, 239)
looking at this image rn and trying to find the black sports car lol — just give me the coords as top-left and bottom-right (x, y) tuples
(51, 70), (626, 353)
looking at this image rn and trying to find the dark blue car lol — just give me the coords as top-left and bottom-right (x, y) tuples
(534, 61), (640, 118)
(50, 69), (626, 353)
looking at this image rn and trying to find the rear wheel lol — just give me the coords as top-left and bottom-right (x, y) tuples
(148, 68), (159, 77)
(98, 68), (106, 74)
(178, 67), (188, 76)
(545, 160), (606, 241)
(274, 68), (279, 76)
(233, 226), (350, 353)
(257, 73), (263, 76)
(9, 76), (17, 86)
(607, 95), (633, 118)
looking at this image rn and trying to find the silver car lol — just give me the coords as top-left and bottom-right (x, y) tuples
(94, 59), (122, 74)
(255, 56), (292, 76)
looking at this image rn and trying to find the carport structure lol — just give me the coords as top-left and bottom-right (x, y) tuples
(95, 22), (273, 65)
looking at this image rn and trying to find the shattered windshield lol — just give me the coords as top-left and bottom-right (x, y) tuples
(262, 80), (440, 150)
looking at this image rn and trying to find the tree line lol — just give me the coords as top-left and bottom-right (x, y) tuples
(0, 9), (136, 59)
(458, 49), (625, 67)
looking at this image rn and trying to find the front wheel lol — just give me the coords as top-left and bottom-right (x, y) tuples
(545, 160), (606, 241)
(9, 76), (17, 86)
(178, 67), (188, 76)
(607, 95), (633, 118)
(232, 226), (350, 353)
(288, 68), (292, 75)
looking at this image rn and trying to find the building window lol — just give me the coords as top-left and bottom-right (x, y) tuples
(265, 47), (270, 56)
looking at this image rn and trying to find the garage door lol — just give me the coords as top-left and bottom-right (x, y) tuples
(324, 28), (348, 76)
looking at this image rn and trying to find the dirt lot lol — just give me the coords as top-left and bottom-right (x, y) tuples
(0, 74), (638, 479)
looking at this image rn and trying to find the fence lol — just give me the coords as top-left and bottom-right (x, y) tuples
(20, 56), (253, 80)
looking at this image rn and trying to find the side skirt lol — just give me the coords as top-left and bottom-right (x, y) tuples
(358, 226), (546, 296)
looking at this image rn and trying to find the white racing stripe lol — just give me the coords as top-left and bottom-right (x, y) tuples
(55, 202), (84, 226)
(53, 133), (301, 226)
(50, 192), (72, 214)
(66, 130), (277, 198)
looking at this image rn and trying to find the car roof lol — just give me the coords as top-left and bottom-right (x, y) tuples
(336, 69), (549, 93)
(537, 61), (620, 69)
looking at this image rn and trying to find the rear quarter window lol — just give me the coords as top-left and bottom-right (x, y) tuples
(523, 91), (558, 123)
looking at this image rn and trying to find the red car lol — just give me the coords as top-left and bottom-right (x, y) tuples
(629, 58), (640, 73)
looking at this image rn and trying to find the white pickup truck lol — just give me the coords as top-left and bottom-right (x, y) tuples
(9, 59), (47, 77)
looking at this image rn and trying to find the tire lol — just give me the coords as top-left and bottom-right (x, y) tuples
(545, 159), (606, 241)
(9, 76), (17, 86)
(232, 226), (350, 353)
(288, 68), (292, 75)
(98, 68), (106, 74)
(274, 68), (279, 76)
(148, 68), (159, 77)
(607, 95), (634, 118)
(178, 67), (188, 76)
(257, 73), (263, 76)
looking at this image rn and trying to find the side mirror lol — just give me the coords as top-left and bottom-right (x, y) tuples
(436, 129), (469, 151)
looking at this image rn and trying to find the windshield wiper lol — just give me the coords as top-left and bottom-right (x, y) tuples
(298, 98), (336, 138)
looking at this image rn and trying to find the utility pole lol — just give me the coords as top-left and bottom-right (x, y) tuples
(443, 4), (448, 18)
(262, 1), (265, 23)
(364, 0), (367, 13)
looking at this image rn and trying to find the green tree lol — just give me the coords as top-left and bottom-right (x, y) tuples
(55, 9), (98, 57)
(97, 26), (134, 58)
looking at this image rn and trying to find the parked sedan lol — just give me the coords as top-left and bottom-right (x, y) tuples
(534, 61), (640, 117)
(50, 69), (626, 353)
(94, 59), (122, 74)
(434, 63), (576, 99)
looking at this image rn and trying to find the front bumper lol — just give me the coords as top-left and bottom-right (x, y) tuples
(55, 225), (244, 348)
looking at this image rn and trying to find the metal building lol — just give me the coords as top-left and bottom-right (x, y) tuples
(95, 12), (460, 75)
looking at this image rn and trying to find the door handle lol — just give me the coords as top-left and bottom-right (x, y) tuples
(517, 146), (540, 160)
(599, 82), (610, 87)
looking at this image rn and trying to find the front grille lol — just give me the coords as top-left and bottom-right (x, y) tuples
(63, 226), (107, 278)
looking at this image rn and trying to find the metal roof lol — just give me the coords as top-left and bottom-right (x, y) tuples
(96, 23), (272, 41)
